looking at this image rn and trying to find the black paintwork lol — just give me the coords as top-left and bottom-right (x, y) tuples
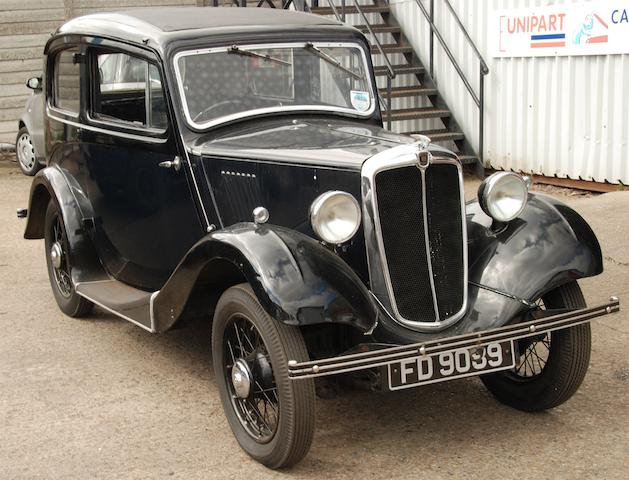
(372, 192), (604, 344)
(25, 10), (605, 346)
(152, 223), (376, 333)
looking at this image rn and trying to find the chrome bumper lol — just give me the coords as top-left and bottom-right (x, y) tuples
(288, 297), (620, 380)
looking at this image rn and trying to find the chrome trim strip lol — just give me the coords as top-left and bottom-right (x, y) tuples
(179, 133), (215, 230)
(173, 42), (376, 131)
(149, 290), (159, 332)
(419, 164), (440, 321)
(75, 285), (156, 333)
(469, 281), (537, 308)
(47, 112), (167, 144)
(361, 143), (468, 332)
(288, 298), (620, 379)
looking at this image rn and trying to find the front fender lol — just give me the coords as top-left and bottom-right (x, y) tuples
(468, 192), (603, 301)
(152, 223), (378, 333)
(374, 192), (604, 344)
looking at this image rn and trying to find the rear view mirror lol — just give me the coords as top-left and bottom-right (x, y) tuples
(26, 76), (42, 91)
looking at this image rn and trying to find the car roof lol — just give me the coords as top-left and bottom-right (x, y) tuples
(51, 7), (357, 54)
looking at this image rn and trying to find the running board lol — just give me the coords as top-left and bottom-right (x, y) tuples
(75, 280), (157, 332)
(288, 297), (621, 379)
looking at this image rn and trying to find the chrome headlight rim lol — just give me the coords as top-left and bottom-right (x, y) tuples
(478, 171), (529, 223)
(310, 190), (361, 245)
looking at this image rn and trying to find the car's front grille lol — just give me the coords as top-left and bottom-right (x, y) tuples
(374, 160), (465, 326)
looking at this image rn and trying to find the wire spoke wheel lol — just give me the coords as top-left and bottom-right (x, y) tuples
(44, 202), (93, 317)
(212, 284), (315, 469)
(512, 333), (551, 378)
(50, 215), (72, 298)
(481, 282), (591, 412)
(224, 314), (279, 443)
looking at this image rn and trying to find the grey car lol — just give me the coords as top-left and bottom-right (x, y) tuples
(16, 77), (46, 176)
(16, 54), (158, 176)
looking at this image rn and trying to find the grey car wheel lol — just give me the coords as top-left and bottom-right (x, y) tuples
(15, 127), (42, 176)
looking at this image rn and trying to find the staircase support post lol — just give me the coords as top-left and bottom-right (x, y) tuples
(429, 0), (434, 77)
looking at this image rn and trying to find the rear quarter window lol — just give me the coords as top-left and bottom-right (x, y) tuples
(53, 48), (81, 114)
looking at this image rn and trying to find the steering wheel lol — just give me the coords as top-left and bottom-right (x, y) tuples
(193, 98), (245, 123)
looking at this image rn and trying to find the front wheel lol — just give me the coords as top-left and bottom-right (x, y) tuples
(211, 284), (315, 469)
(481, 282), (591, 412)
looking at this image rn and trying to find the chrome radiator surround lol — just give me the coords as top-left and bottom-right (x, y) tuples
(361, 143), (468, 332)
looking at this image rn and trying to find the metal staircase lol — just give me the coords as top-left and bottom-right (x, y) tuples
(210, 0), (487, 171)
(310, 0), (485, 170)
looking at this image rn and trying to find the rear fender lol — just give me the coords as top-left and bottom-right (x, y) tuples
(152, 224), (378, 333)
(24, 166), (106, 283)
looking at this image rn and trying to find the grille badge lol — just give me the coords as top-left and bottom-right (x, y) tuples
(416, 151), (431, 169)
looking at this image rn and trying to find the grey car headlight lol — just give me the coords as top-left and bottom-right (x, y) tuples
(310, 191), (361, 244)
(478, 172), (529, 222)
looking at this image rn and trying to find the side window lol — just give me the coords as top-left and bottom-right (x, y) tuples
(92, 51), (167, 130)
(53, 48), (81, 113)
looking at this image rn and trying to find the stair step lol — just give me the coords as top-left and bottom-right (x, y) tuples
(404, 129), (465, 141)
(387, 107), (452, 121)
(374, 64), (424, 77)
(372, 43), (413, 54)
(457, 154), (478, 165)
(379, 86), (438, 98)
(355, 24), (401, 34)
(311, 5), (390, 15)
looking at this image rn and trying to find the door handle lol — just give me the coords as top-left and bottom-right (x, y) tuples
(158, 156), (182, 172)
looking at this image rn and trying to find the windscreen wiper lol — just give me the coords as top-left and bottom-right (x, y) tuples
(304, 42), (362, 80)
(228, 45), (292, 66)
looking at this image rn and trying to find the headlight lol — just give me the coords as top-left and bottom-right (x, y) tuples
(478, 172), (529, 222)
(310, 191), (361, 244)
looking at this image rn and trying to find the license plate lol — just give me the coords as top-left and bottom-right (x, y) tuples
(386, 340), (515, 391)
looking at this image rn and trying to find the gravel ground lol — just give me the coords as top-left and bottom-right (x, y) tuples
(1, 159), (627, 479)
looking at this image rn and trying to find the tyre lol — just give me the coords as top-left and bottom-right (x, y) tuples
(44, 201), (94, 317)
(15, 127), (42, 176)
(212, 283), (315, 469)
(481, 282), (591, 412)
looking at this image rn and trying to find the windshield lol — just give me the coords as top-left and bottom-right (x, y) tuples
(174, 42), (375, 129)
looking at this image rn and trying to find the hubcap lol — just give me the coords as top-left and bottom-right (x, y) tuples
(50, 242), (63, 269)
(50, 215), (72, 298)
(224, 314), (279, 443)
(231, 358), (252, 399)
(17, 133), (36, 170)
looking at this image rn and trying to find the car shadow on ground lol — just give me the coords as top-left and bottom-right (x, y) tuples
(87, 304), (567, 475)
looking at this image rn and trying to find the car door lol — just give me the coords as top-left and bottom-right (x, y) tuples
(74, 43), (204, 291)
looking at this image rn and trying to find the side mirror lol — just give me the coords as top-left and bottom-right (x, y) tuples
(26, 76), (42, 91)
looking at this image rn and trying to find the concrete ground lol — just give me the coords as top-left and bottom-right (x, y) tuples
(1, 158), (627, 480)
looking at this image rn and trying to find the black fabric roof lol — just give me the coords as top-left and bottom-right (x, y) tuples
(51, 7), (359, 56)
(116, 7), (340, 32)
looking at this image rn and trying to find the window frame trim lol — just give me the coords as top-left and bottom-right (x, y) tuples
(48, 46), (82, 119)
(85, 46), (169, 139)
(173, 41), (377, 132)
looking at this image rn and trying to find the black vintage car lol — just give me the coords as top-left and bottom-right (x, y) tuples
(21, 7), (619, 469)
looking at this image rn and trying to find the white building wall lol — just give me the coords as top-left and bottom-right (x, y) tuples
(390, 0), (629, 185)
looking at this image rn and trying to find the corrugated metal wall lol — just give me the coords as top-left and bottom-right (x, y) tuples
(390, 0), (629, 184)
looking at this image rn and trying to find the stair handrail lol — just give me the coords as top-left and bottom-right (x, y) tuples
(414, 0), (488, 165)
(322, 0), (395, 128)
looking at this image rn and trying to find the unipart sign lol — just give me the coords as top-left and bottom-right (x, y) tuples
(492, 1), (629, 57)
